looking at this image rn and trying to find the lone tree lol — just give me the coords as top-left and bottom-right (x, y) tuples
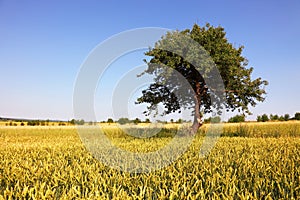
(137, 23), (268, 133)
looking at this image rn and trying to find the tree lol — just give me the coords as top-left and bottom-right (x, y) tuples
(228, 114), (245, 123)
(144, 118), (151, 123)
(69, 119), (85, 125)
(284, 114), (290, 121)
(78, 119), (85, 125)
(117, 118), (131, 125)
(137, 23), (268, 133)
(107, 118), (114, 123)
(204, 116), (221, 123)
(294, 112), (300, 120)
(133, 118), (141, 124)
(176, 118), (183, 123)
(70, 119), (76, 125)
(257, 116), (262, 122)
(278, 116), (285, 121)
(270, 114), (279, 121)
(261, 114), (269, 122)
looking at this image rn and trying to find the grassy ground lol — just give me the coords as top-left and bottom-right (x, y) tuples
(0, 123), (299, 199)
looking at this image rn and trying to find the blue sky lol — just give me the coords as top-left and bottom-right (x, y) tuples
(0, 0), (299, 121)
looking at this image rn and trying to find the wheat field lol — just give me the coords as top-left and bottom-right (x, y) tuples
(0, 122), (299, 199)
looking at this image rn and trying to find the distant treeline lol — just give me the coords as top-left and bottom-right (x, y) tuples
(226, 112), (300, 123)
(256, 112), (300, 122)
(1, 112), (300, 126)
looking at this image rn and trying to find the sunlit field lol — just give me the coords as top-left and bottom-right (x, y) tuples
(0, 122), (299, 199)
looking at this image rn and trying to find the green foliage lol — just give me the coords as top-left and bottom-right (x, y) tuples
(228, 114), (245, 123)
(69, 119), (85, 125)
(117, 118), (131, 125)
(204, 116), (221, 123)
(116, 118), (142, 125)
(270, 114), (279, 121)
(137, 23), (268, 128)
(70, 119), (75, 125)
(176, 118), (183, 123)
(256, 115), (262, 122)
(261, 114), (269, 122)
(257, 113), (291, 122)
(278, 116), (285, 121)
(295, 112), (300, 120)
(284, 114), (290, 121)
(144, 118), (151, 123)
(107, 118), (114, 123)
(58, 122), (66, 126)
(27, 120), (40, 126)
(78, 119), (85, 125)
(132, 118), (141, 124)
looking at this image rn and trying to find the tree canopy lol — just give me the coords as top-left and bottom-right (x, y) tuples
(137, 23), (268, 132)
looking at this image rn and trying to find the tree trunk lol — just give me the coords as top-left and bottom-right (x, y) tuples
(191, 82), (202, 134)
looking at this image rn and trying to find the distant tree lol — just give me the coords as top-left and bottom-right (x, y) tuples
(20, 122), (25, 126)
(78, 119), (85, 125)
(144, 118), (151, 123)
(228, 114), (245, 123)
(69, 119), (85, 125)
(175, 119), (183, 123)
(257, 115), (262, 122)
(261, 114), (269, 122)
(278, 116), (285, 121)
(170, 119), (174, 123)
(204, 116), (221, 123)
(211, 116), (221, 123)
(27, 121), (34, 126)
(203, 118), (210, 123)
(136, 23), (268, 134)
(284, 114), (290, 121)
(70, 119), (76, 125)
(133, 118), (141, 124)
(107, 118), (114, 123)
(270, 114), (279, 121)
(117, 118), (131, 125)
(294, 112), (300, 120)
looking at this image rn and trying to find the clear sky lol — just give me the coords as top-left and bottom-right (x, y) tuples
(0, 0), (299, 121)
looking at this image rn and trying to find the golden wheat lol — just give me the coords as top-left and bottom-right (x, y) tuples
(0, 124), (299, 199)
